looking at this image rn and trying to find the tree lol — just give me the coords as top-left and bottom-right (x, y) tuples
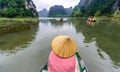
(0, 0), (38, 18)
(72, 0), (117, 16)
(5, 7), (18, 17)
(72, 9), (82, 17)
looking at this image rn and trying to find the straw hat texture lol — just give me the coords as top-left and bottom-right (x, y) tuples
(52, 35), (77, 58)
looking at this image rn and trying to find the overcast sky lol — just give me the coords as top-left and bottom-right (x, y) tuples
(32, 0), (80, 11)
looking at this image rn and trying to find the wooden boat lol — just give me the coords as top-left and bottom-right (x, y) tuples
(59, 18), (63, 22)
(40, 52), (88, 72)
(87, 20), (96, 22)
(87, 17), (96, 22)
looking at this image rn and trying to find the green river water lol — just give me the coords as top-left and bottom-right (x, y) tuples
(0, 17), (120, 72)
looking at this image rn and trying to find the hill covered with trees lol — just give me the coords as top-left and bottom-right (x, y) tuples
(0, 0), (38, 18)
(48, 5), (67, 17)
(72, 0), (120, 17)
(48, 5), (73, 17)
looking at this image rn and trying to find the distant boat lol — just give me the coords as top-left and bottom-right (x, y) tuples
(87, 20), (96, 22)
(59, 18), (63, 22)
(40, 52), (88, 72)
(87, 17), (96, 22)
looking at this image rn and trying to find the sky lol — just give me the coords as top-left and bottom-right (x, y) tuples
(32, 0), (80, 11)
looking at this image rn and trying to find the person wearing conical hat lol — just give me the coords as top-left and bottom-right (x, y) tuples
(48, 35), (81, 72)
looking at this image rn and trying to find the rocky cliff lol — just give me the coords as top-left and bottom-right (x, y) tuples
(0, 0), (38, 18)
(48, 5), (67, 17)
(72, 0), (120, 16)
(39, 9), (48, 17)
(65, 7), (73, 16)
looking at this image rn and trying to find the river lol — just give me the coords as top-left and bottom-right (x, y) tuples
(0, 17), (120, 72)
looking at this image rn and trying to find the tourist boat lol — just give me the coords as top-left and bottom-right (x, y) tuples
(87, 20), (96, 22)
(59, 18), (63, 22)
(87, 17), (96, 22)
(40, 52), (88, 72)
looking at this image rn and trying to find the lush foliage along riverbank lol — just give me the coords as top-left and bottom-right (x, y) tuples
(72, 0), (120, 17)
(0, 18), (39, 35)
(71, 17), (120, 67)
(0, 27), (38, 53)
(0, 0), (38, 18)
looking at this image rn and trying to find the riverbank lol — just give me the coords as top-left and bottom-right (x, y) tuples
(0, 18), (39, 35)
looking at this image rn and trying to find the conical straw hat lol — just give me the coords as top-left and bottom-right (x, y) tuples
(52, 35), (77, 58)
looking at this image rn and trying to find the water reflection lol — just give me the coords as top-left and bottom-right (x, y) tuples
(0, 18), (119, 72)
(0, 25), (38, 55)
(86, 21), (95, 26)
(46, 19), (64, 27)
(71, 18), (120, 67)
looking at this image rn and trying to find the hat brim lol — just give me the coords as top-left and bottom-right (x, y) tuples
(52, 35), (77, 58)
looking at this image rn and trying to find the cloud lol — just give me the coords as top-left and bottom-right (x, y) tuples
(32, 0), (80, 11)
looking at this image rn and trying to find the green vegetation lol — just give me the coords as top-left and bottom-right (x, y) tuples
(48, 5), (68, 17)
(0, 18), (39, 35)
(0, 27), (37, 52)
(114, 10), (120, 17)
(87, 0), (115, 16)
(72, 0), (120, 17)
(0, 18), (39, 52)
(0, 0), (38, 18)
(71, 17), (120, 67)
(72, 9), (82, 17)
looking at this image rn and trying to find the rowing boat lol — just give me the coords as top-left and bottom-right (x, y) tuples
(40, 52), (88, 72)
